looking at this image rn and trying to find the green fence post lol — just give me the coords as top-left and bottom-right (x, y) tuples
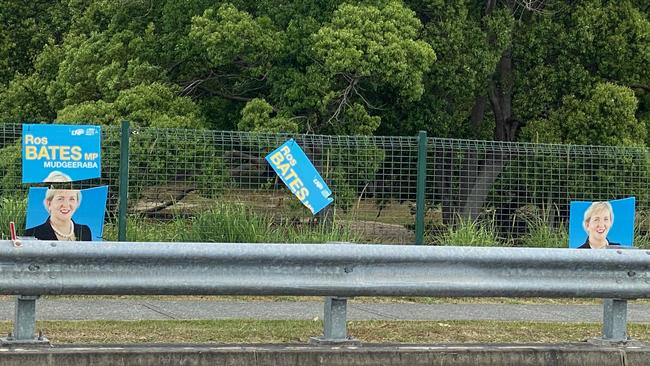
(117, 120), (130, 241)
(415, 130), (427, 245)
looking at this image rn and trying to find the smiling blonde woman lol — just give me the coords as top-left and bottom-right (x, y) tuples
(25, 188), (92, 241)
(578, 201), (620, 249)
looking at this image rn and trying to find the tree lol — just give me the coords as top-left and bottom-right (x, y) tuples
(0, 0), (70, 85)
(514, 0), (650, 145)
(521, 83), (645, 146)
(57, 83), (206, 128)
(188, 1), (436, 135)
(0, 0), (647, 141)
(307, 1), (436, 134)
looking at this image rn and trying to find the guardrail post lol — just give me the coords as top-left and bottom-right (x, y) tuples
(602, 298), (628, 342)
(1, 295), (49, 346)
(324, 296), (347, 340)
(309, 297), (359, 345)
(15, 295), (38, 340)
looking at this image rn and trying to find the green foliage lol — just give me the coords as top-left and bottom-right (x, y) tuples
(0, 196), (27, 238)
(432, 216), (502, 247)
(103, 205), (354, 244)
(47, 30), (164, 111)
(521, 83), (645, 146)
(312, 1), (436, 101)
(516, 205), (568, 248)
(307, 1), (436, 135)
(190, 4), (284, 72)
(0, 142), (24, 195)
(0, 1), (71, 85)
(0, 0), (648, 141)
(514, 1), (650, 142)
(489, 143), (650, 235)
(181, 204), (274, 243)
(571, 1), (650, 85)
(127, 129), (229, 199)
(0, 73), (53, 124)
(285, 222), (356, 244)
(91, 126), (230, 212)
(102, 216), (189, 242)
(384, 1), (503, 138)
(239, 98), (299, 133)
(57, 83), (206, 128)
(324, 140), (385, 212)
(340, 103), (381, 136)
(519, 223), (568, 249)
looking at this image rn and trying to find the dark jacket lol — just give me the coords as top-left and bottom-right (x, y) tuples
(25, 219), (92, 241)
(578, 238), (621, 249)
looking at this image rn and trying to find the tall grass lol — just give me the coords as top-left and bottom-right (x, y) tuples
(103, 204), (354, 243)
(182, 204), (274, 243)
(432, 216), (502, 246)
(519, 222), (568, 248)
(102, 217), (189, 242)
(0, 196), (27, 238)
(283, 222), (355, 244)
(515, 204), (568, 248)
(634, 234), (650, 249)
(633, 212), (650, 249)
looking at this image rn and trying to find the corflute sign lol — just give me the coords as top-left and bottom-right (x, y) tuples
(22, 123), (101, 183)
(265, 139), (334, 215)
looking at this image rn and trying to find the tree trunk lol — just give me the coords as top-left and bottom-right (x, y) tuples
(488, 49), (518, 142)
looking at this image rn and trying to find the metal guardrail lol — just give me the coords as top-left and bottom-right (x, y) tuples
(1, 240), (649, 345)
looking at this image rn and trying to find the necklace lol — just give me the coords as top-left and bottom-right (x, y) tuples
(50, 220), (75, 241)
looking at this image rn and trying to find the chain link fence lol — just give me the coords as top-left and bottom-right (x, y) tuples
(1, 123), (649, 244)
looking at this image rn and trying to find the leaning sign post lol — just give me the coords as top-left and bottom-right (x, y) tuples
(266, 138), (337, 343)
(265, 138), (333, 215)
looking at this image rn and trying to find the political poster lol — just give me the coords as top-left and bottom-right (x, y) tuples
(25, 186), (108, 241)
(265, 139), (334, 215)
(568, 197), (635, 249)
(22, 124), (101, 183)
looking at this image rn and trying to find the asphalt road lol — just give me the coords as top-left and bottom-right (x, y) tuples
(1, 299), (650, 323)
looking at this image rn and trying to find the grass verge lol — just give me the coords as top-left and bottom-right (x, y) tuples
(0, 320), (648, 344)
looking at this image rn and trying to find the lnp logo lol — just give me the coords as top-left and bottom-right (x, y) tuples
(71, 128), (85, 136)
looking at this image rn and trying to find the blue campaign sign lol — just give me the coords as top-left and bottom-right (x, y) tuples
(568, 197), (635, 248)
(265, 139), (334, 215)
(25, 186), (108, 241)
(22, 123), (101, 183)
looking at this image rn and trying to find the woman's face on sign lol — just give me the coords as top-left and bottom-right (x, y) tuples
(47, 190), (79, 222)
(585, 208), (612, 242)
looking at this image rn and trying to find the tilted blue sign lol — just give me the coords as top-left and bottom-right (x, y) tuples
(22, 124), (101, 183)
(265, 139), (333, 215)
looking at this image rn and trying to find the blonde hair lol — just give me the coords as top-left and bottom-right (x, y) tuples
(43, 171), (72, 183)
(42, 170), (81, 211)
(43, 189), (82, 210)
(583, 201), (614, 231)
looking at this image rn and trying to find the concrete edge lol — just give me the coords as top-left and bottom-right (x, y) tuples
(0, 343), (649, 366)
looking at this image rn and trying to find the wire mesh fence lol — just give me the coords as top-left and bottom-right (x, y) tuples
(426, 139), (650, 244)
(1, 122), (649, 245)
